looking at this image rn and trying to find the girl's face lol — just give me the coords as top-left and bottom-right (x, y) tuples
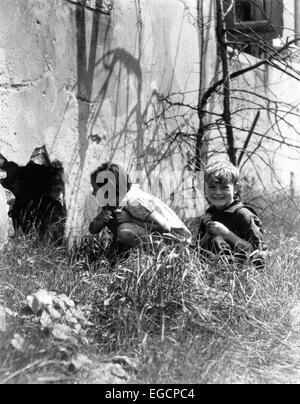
(205, 180), (235, 210)
(91, 177), (118, 210)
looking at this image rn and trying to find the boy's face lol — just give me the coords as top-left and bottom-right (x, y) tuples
(205, 180), (235, 210)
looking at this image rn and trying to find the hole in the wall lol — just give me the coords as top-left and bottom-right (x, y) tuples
(235, 0), (252, 22)
(0, 146), (66, 243)
(88, 134), (103, 144)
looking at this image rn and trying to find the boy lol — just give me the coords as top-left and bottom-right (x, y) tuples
(89, 163), (192, 255)
(197, 161), (267, 266)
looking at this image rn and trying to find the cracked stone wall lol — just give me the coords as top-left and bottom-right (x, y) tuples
(0, 0), (202, 239)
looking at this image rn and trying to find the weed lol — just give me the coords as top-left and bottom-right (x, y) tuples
(0, 198), (299, 383)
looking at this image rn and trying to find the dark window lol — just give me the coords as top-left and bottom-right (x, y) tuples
(224, 0), (284, 58)
(236, 1), (253, 22)
(235, 0), (267, 23)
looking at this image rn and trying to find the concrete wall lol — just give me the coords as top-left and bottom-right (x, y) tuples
(0, 0), (202, 239)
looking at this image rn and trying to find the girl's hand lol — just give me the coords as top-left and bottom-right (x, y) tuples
(207, 221), (230, 238)
(115, 209), (133, 224)
(94, 210), (113, 224)
(89, 210), (113, 234)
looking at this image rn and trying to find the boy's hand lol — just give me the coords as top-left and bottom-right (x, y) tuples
(202, 214), (213, 227)
(207, 221), (230, 238)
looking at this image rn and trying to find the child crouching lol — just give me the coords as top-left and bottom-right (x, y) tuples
(89, 163), (192, 262)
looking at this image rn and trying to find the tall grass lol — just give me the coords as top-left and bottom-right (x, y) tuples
(0, 197), (299, 384)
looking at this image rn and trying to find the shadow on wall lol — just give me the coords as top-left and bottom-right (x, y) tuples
(0, 147), (66, 243)
(76, 0), (106, 170)
(73, 0), (179, 171)
(74, 0), (144, 168)
(48, 1), (188, 234)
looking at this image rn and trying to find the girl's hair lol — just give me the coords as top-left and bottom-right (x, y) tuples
(204, 161), (240, 186)
(91, 162), (132, 193)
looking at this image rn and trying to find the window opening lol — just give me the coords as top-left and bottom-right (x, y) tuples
(235, 0), (267, 23)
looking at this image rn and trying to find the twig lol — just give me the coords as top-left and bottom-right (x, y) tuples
(0, 360), (65, 384)
(0, 360), (43, 384)
(65, 0), (112, 15)
(238, 111), (260, 166)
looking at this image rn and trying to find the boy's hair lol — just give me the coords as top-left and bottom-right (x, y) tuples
(91, 162), (132, 193)
(204, 161), (240, 186)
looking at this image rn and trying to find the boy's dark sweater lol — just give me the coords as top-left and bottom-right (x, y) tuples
(197, 199), (266, 251)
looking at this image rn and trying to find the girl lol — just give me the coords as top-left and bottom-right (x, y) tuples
(89, 163), (191, 252)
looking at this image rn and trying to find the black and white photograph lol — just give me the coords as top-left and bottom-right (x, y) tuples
(0, 0), (299, 386)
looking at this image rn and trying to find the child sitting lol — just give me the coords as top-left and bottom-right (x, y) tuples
(197, 161), (267, 267)
(89, 163), (192, 256)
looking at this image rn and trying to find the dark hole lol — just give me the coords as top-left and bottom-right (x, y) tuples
(236, 0), (252, 21)
(0, 146), (66, 243)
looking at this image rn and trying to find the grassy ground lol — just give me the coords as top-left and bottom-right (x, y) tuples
(0, 206), (299, 384)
